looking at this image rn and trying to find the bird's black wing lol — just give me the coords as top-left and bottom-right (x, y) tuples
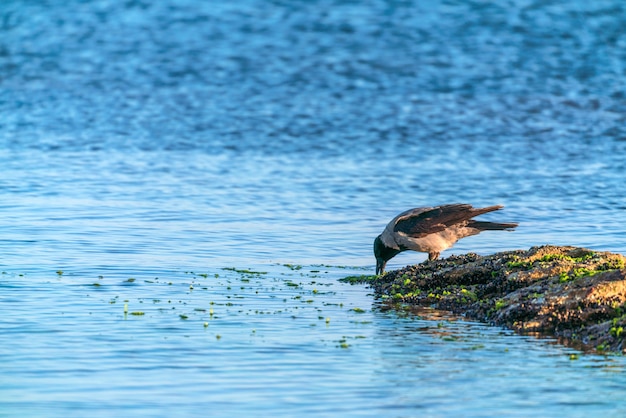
(393, 204), (476, 237)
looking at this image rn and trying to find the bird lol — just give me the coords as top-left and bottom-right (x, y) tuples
(373, 203), (518, 275)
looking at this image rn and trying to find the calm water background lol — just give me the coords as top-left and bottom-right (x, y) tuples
(2, 0), (626, 416)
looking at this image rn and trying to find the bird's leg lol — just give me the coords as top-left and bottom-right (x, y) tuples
(428, 252), (439, 261)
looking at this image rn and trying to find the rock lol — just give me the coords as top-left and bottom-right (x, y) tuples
(371, 245), (626, 353)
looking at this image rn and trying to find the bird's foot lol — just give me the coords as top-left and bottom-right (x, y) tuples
(428, 252), (440, 261)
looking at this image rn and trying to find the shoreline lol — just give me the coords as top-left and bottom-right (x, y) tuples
(345, 245), (626, 354)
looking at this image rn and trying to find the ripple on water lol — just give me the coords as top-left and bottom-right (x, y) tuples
(2, 0), (626, 416)
(1, 266), (626, 417)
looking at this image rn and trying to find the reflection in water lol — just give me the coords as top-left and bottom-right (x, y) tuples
(371, 305), (626, 416)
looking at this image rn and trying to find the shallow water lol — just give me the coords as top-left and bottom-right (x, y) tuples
(2, 0), (626, 416)
(2, 268), (626, 417)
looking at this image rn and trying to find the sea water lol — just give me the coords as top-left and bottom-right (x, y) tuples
(1, 0), (626, 416)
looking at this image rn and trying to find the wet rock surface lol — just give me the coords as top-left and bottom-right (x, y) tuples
(371, 246), (626, 353)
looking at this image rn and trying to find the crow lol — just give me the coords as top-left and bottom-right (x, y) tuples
(374, 204), (517, 274)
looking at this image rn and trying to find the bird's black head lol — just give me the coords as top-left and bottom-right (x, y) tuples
(373, 235), (401, 275)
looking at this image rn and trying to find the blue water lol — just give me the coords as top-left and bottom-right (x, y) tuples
(2, 0), (626, 416)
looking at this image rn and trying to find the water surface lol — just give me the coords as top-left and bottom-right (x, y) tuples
(1, 0), (626, 416)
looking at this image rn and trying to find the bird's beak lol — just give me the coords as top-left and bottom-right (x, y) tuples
(376, 258), (386, 276)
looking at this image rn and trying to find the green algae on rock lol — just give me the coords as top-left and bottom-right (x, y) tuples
(338, 274), (377, 285)
(369, 245), (626, 353)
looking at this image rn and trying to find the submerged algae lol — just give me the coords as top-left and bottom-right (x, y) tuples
(369, 245), (626, 353)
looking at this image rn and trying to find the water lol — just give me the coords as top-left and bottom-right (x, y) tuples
(2, 0), (626, 416)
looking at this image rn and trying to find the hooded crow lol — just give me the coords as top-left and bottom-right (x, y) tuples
(373, 204), (517, 274)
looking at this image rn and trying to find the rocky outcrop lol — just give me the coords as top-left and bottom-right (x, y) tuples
(370, 245), (626, 353)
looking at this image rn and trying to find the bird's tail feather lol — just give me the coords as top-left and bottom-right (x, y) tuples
(468, 220), (518, 231)
(470, 205), (504, 217)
